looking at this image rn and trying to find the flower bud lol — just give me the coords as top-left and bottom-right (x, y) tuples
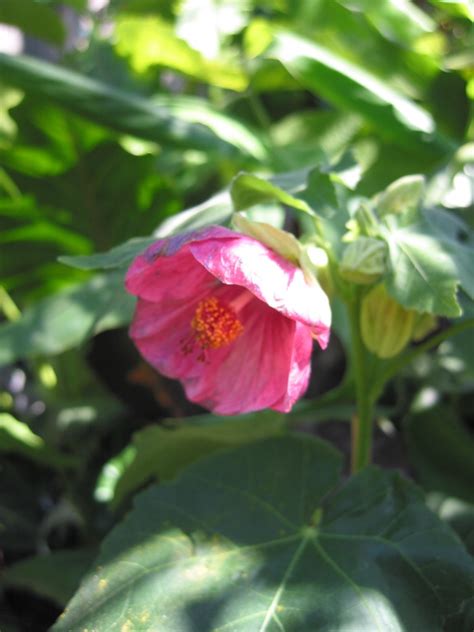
(361, 284), (415, 358)
(340, 237), (386, 285)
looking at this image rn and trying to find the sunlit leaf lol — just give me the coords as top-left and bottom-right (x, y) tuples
(176, 0), (250, 57)
(428, 0), (474, 21)
(269, 31), (447, 152)
(336, 0), (435, 45)
(115, 16), (247, 91)
(381, 218), (462, 317)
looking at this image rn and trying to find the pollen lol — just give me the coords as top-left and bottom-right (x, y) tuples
(191, 296), (243, 350)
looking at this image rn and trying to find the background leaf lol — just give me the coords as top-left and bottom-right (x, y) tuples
(0, 0), (65, 46)
(404, 405), (474, 504)
(0, 413), (76, 468)
(3, 549), (97, 607)
(0, 54), (260, 159)
(269, 31), (448, 153)
(0, 272), (134, 366)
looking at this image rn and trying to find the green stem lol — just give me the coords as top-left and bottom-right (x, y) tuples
(0, 286), (21, 321)
(347, 293), (375, 473)
(247, 88), (273, 136)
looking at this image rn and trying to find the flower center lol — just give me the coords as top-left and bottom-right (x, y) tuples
(190, 296), (243, 350)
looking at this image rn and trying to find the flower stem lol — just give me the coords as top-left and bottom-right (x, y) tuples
(347, 293), (374, 473)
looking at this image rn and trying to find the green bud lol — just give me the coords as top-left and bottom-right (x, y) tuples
(340, 237), (386, 284)
(232, 213), (301, 264)
(361, 284), (415, 358)
(377, 175), (425, 216)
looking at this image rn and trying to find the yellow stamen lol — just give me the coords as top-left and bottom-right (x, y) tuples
(190, 296), (243, 351)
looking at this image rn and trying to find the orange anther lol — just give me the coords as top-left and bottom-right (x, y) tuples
(190, 296), (243, 351)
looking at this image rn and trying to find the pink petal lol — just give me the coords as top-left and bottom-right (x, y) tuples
(270, 321), (313, 412)
(125, 249), (216, 303)
(189, 233), (331, 348)
(130, 297), (203, 380)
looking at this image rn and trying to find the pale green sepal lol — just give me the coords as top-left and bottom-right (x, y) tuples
(231, 212), (301, 264)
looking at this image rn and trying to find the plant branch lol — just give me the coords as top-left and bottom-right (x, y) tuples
(347, 292), (375, 473)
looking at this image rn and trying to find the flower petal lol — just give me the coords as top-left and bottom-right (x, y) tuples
(125, 249), (215, 303)
(130, 297), (203, 380)
(270, 321), (313, 412)
(189, 232), (331, 348)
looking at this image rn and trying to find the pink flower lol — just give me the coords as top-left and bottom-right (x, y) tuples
(125, 226), (331, 415)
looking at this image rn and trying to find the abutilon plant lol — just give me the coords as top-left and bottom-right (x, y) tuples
(125, 225), (331, 415)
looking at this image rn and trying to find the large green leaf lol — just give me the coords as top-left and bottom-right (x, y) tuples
(0, 54), (262, 159)
(98, 410), (286, 507)
(269, 31), (448, 153)
(336, 0), (435, 45)
(0, 271), (133, 366)
(54, 436), (474, 631)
